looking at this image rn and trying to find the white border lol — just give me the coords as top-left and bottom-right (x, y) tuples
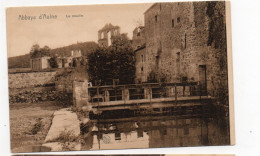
(1, 0), (260, 156)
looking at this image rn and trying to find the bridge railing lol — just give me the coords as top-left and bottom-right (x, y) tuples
(88, 82), (208, 104)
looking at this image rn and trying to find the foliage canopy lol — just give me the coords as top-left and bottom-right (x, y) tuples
(87, 34), (135, 85)
(29, 44), (51, 58)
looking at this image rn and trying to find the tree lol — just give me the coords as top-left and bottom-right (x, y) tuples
(29, 44), (40, 58)
(87, 34), (136, 85)
(49, 56), (58, 68)
(29, 44), (51, 58)
(109, 34), (136, 84)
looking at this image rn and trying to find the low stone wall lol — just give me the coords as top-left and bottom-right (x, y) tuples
(8, 71), (57, 89)
(9, 87), (72, 104)
(8, 71), (74, 104)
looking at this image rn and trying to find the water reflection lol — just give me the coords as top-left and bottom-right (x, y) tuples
(81, 114), (230, 150)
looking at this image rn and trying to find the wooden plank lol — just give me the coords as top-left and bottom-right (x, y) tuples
(92, 114), (203, 123)
(92, 96), (211, 107)
(92, 101), (208, 111)
(88, 82), (198, 89)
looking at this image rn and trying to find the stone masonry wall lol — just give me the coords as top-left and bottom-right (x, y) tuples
(135, 48), (146, 83)
(8, 71), (57, 89)
(132, 26), (146, 50)
(8, 71), (72, 104)
(144, 2), (228, 104)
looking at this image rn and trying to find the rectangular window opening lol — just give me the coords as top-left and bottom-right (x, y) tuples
(185, 33), (187, 48)
(172, 19), (175, 27)
(176, 52), (181, 76)
(177, 17), (181, 23)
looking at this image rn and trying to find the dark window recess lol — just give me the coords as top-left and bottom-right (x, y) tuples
(163, 129), (167, 135)
(115, 132), (121, 140)
(176, 52), (181, 76)
(137, 32), (140, 36)
(185, 33), (187, 48)
(172, 19), (175, 27)
(177, 17), (181, 23)
(141, 54), (144, 72)
(156, 55), (160, 71)
(176, 52), (180, 61)
(155, 15), (158, 22)
(181, 77), (188, 83)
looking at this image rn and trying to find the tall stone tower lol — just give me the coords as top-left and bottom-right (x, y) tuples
(132, 26), (145, 50)
(98, 23), (120, 47)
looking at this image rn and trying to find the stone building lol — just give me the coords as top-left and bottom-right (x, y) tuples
(57, 50), (84, 68)
(140, 2), (228, 98)
(31, 49), (85, 71)
(57, 57), (70, 68)
(132, 26), (147, 83)
(132, 26), (146, 50)
(30, 56), (51, 71)
(134, 45), (146, 83)
(98, 23), (120, 47)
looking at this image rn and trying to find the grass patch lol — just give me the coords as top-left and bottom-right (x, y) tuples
(48, 130), (79, 151)
(51, 130), (77, 143)
(10, 101), (63, 153)
(30, 118), (43, 135)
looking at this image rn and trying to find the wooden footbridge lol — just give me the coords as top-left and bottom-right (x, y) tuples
(84, 82), (214, 114)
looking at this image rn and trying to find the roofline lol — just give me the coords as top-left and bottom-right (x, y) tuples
(144, 3), (159, 14)
(98, 24), (120, 32)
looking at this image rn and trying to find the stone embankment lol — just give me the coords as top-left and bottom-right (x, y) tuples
(8, 71), (57, 103)
(42, 108), (81, 151)
(8, 70), (73, 104)
(9, 87), (72, 104)
(8, 71), (57, 89)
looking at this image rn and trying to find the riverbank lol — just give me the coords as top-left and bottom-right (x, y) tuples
(10, 101), (63, 153)
(43, 108), (81, 151)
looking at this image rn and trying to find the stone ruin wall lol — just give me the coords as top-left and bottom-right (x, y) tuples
(144, 2), (228, 104)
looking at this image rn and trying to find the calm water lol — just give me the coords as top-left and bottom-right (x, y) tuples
(81, 111), (230, 150)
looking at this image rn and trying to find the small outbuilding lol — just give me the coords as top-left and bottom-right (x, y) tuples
(30, 56), (51, 71)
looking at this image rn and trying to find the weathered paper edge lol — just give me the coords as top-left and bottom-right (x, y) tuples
(225, 0), (235, 145)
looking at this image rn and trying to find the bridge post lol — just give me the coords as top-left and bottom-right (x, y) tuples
(122, 88), (130, 101)
(73, 80), (89, 109)
(144, 87), (152, 99)
(168, 87), (175, 97)
(104, 90), (110, 102)
(175, 84), (177, 104)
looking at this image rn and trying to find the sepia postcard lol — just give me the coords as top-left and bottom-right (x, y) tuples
(6, 1), (234, 153)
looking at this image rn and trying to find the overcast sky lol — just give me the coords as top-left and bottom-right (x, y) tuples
(6, 3), (153, 57)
